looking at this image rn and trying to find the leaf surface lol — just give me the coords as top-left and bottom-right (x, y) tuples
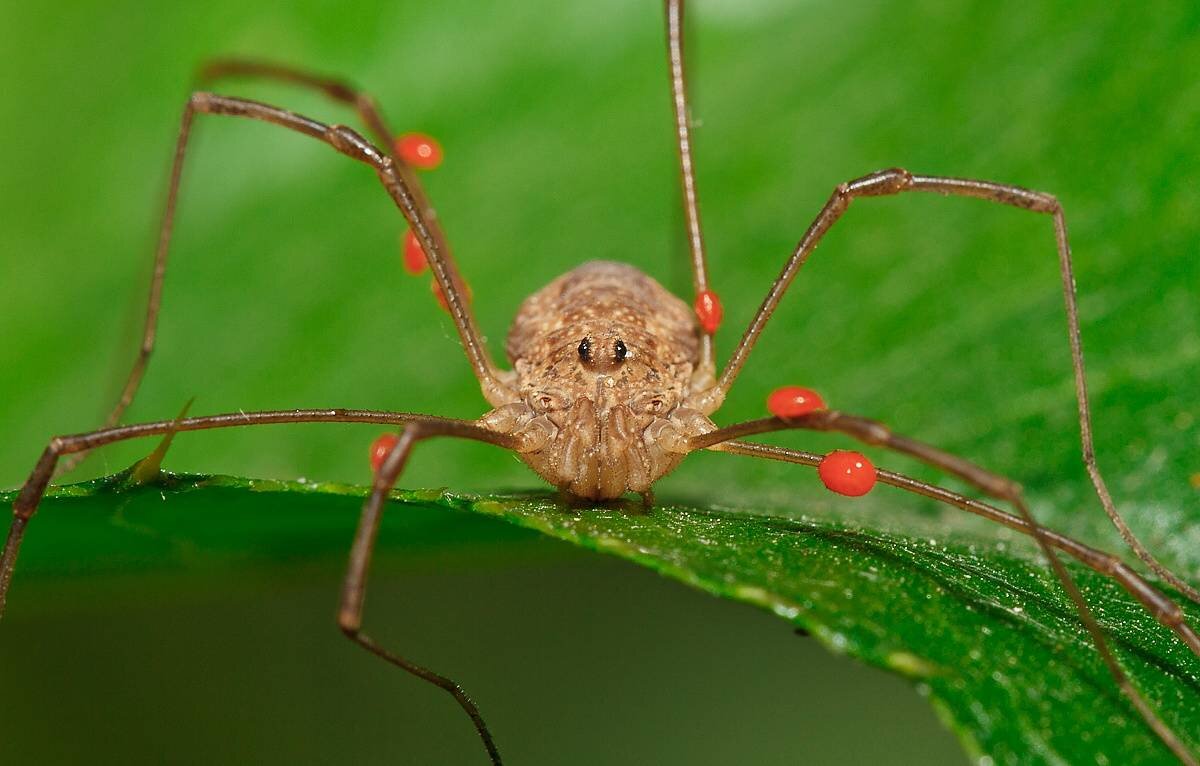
(8, 471), (1198, 764)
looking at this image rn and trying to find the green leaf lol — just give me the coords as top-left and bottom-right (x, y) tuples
(6, 471), (1199, 764)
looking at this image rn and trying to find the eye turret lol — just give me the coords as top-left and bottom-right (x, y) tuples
(578, 336), (629, 370)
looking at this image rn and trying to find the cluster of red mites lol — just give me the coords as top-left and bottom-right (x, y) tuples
(766, 385), (877, 497)
(393, 132), (468, 314)
(382, 134), (875, 497)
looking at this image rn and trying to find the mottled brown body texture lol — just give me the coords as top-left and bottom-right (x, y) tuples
(481, 261), (715, 499)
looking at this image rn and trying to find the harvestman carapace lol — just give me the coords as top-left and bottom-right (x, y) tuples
(3, 1), (1199, 762)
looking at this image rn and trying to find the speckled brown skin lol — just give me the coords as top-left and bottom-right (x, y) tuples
(479, 261), (716, 499)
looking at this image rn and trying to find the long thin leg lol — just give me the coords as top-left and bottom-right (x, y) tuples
(663, 0), (716, 378)
(2, 409), (516, 765)
(59, 88), (512, 475)
(198, 59), (397, 146)
(1, 407), (489, 617)
(694, 417), (1200, 647)
(196, 58), (458, 272)
(692, 167), (1199, 606)
(338, 420), (513, 765)
(710, 437), (1200, 766)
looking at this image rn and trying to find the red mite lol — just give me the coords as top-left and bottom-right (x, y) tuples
(369, 433), (401, 474)
(819, 450), (877, 496)
(402, 229), (428, 274)
(766, 386), (826, 418)
(393, 132), (443, 170)
(694, 289), (723, 333)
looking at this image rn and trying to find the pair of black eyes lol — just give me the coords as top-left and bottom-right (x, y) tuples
(578, 337), (627, 362)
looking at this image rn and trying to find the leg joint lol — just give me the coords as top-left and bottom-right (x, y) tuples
(1159, 604), (1186, 627)
(1097, 555), (1121, 576)
(996, 186), (1059, 214)
(845, 167), (914, 197)
(325, 124), (381, 165)
(829, 413), (891, 444)
(858, 420), (892, 445)
(337, 608), (361, 637)
(994, 477), (1023, 501)
(188, 91), (213, 111)
(1033, 191), (1061, 214)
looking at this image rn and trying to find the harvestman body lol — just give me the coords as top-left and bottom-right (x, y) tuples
(487, 261), (718, 500)
(2, 1), (1199, 763)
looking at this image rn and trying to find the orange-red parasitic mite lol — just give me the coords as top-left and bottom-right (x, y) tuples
(766, 386), (826, 418)
(369, 433), (400, 474)
(402, 229), (428, 274)
(393, 132), (443, 170)
(818, 450), (877, 496)
(694, 289), (723, 333)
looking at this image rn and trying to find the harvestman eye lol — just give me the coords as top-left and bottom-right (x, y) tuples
(2, 2), (1198, 766)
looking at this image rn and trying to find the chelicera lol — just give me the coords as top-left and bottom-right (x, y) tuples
(2, 1), (1198, 763)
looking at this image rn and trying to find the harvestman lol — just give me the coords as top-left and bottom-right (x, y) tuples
(2, 1), (1198, 762)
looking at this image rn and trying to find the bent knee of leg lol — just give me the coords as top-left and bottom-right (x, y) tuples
(846, 168), (913, 196)
(337, 607), (362, 637)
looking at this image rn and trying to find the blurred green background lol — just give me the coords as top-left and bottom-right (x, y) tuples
(2, 0), (1198, 763)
